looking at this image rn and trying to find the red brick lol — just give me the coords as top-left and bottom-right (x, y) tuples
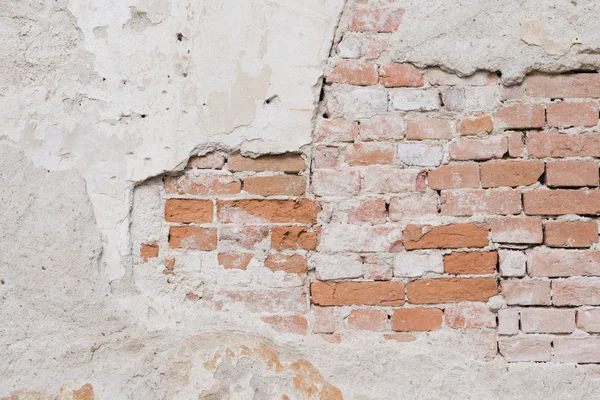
(261, 315), (307, 335)
(427, 164), (480, 190)
(313, 146), (339, 169)
(527, 132), (600, 158)
(440, 189), (522, 216)
(526, 73), (600, 98)
(544, 220), (597, 248)
(459, 114), (493, 136)
(507, 132), (524, 158)
(443, 251), (497, 275)
(502, 279), (551, 305)
(264, 254), (307, 275)
(406, 278), (498, 304)
(360, 166), (421, 194)
(444, 302), (495, 329)
(344, 143), (394, 166)
(220, 226), (269, 249)
(493, 104), (545, 129)
(186, 152), (225, 169)
(327, 60), (379, 86)
(358, 115), (404, 141)
(314, 118), (359, 143)
(349, 8), (404, 33)
(347, 309), (389, 331)
(164, 174), (241, 196)
(403, 223), (489, 249)
(169, 226), (217, 250)
(379, 63), (423, 87)
(520, 308), (575, 333)
(553, 338), (600, 363)
(498, 337), (552, 362)
(243, 175), (306, 196)
(523, 189), (600, 215)
(552, 280), (600, 306)
(491, 217), (543, 244)
(391, 308), (442, 332)
(228, 153), (305, 173)
(140, 242), (159, 262)
(272, 226), (320, 250)
(164, 199), (213, 223)
(217, 199), (319, 223)
(218, 253), (253, 270)
(312, 169), (361, 196)
(546, 101), (599, 127)
(388, 193), (439, 221)
(448, 137), (507, 161)
(406, 117), (453, 140)
(577, 310), (600, 333)
(480, 161), (544, 188)
(528, 250), (600, 277)
(311, 281), (405, 306)
(546, 161), (599, 187)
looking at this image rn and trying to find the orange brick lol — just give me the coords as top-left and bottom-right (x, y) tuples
(526, 73), (600, 98)
(228, 153), (305, 173)
(523, 190), (600, 215)
(311, 281), (405, 306)
(406, 117), (453, 140)
(544, 220), (597, 248)
(347, 309), (389, 331)
(427, 164), (480, 190)
(264, 254), (307, 275)
(218, 253), (253, 270)
(391, 308), (442, 331)
(527, 132), (600, 158)
(272, 226), (320, 250)
(218, 199), (319, 223)
(327, 60), (379, 86)
(443, 251), (497, 275)
(458, 114), (493, 136)
(164, 199), (213, 223)
(379, 63), (423, 87)
(344, 143), (394, 166)
(546, 161), (599, 187)
(546, 101), (599, 127)
(243, 175), (306, 196)
(491, 217), (543, 244)
(493, 104), (545, 129)
(140, 242), (159, 262)
(480, 161), (544, 188)
(169, 226), (217, 250)
(164, 174), (241, 196)
(406, 278), (498, 304)
(403, 223), (489, 250)
(440, 189), (522, 216)
(349, 8), (404, 33)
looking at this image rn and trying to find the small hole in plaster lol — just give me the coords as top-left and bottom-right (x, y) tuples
(176, 33), (184, 41)
(141, 114), (146, 118)
(322, 112), (330, 119)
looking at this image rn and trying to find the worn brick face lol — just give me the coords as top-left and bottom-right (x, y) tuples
(379, 63), (423, 87)
(545, 161), (599, 187)
(546, 101), (599, 127)
(218, 199), (319, 223)
(169, 226), (217, 250)
(406, 278), (498, 303)
(228, 154), (306, 173)
(443, 251), (497, 275)
(544, 221), (597, 248)
(243, 175), (306, 196)
(311, 281), (405, 306)
(403, 223), (489, 249)
(349, 8), (405, 33)
(391, 308), (442, 332)
(327, 61), (379, 86)
(493, 104), (545, 129)
(480, 161), (544, 188)
(406, 117), (453, 140)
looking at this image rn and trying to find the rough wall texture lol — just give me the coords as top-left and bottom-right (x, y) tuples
(4, 0), (600, 398)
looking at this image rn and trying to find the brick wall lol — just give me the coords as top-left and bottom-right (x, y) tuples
(136, 3), (600, 364)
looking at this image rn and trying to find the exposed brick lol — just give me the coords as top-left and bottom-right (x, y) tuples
(397, 142), (443, 166)
(390, 88), (440, 111)
(493, 104), (545, 129)
(507, 132), (524, 158)
(440, 189), (522, 216)
(220, 226), (269, 250)
(165, 199), (214, 223)
(523, 190), (600, 215)
(243, 175), (306, 196)
(313, 146), (339, 169)
(327, 60), (379, 86)
(577, 310), (600, 333)
(406, 278), (498, 303)
(379, 63), (424, 87)
(228, 153), (306, 173)
(444, 302), (495, 329)
(546, 161), (599, 188)
(448, 137), (507, 161)
(552, 280), (600, 306)
(403, 223), (489, 250)
(546, 101), (599, 127)
(187, 152), (225, 169)
(164, 174), (241, 196)
(272, 226), (320, 250)
(327, 85), (388, 118)
(491, 217), (543, 244)
(261, 315), (307, 335)
(362, 36), (389, 59)
(360, 166), (421, 194)
(527, 132), (600, 158)
(427, 164), (480, 190)
(544, 220), (597, 248)
(312, 169), (361, 196)
(169, 226), (217, 250)
(344, 143), (394, 166)
(443, 86), (499, 112)
(349, 8), (404, 33)
(311, 306), (336, 334)
(388, 193), (439, 221)
(264, 254), (307, 275)
(140, 242), (159, 262)
(391, 308), (442, 332)
(443, 251), (497, 275)
(426, 69), (496, 86)
(204, 288), (306, 314)
(319, 224), (403, 252)
(311, 281), (405, 306)
(459, 114), (493, 136)
(347, 309), (389, 331)
(498, 309), (519, 335)
(217, 199), (319, 224)
(502, 279), (551, 305)
(480, 161), (544, 188)
(526, 73), (600, 98)
(336, 199), (387, 224)
(406, 117), (453, 140)
(314, 118), (359, 143)
(218, 253), (253, 270)
(553, 338), (600, 363)
(384, 333), (417, 342)
(520, 308), (575, 333)
(312, 253), (363, 281)
(358, 115), (405, 141)
(528, 249), (600, 277)
(394, 252), (444, 277)
(364, 254), (393, 281)
(499, 250), (526, 277)
(498, 337), (552, 362)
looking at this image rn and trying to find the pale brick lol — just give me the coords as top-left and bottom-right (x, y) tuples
(444, 302), (496, 329)
(428, 164), (480, 190)
(312, 254), (364, 281)
(499, 250), (526, 277)
(494, 104), (545, 129)
(397, 142), (444, 166)
(544, 220), (598, 248)
(545, 161), (599, 188)
(390, 88), (440, 111)
(388, 193), (439, 221)
(546, 101), (599, 128)
(312, 169), (360, 196)
(577, 310), (600, 333)
(498, 308), (519, 335)
(333, 199), (387, 224)
(528, 250), (600, 277)
(507, 132), (524, 158)
(360, 166), (421, 194)
(327, 85), (388, 118)
(359, 115), (405, 141)
(314, 118), (359, 143)
(311, 306), (336, 334)
(426, 69), (495, 86)
(491, 217), (543, 244)
(553, 338), (600, 363)
(440, 189), (522, 216)
(319, 224), (403, 252)
(552, 280), (600, 306)
(443, 86), (499, 112)
(502, 279), (551, 305)
(405, 117), (453, 140)
(520, 308), (575, 333)
(313, 146), (339, 169)
(498, 337), (552, 362)
(347, 309), (389, 331)
(448, 137), (507, 161)
(393, 252), (443, 277)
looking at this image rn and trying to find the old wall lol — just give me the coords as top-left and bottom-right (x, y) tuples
(4, 0), (600, 398)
